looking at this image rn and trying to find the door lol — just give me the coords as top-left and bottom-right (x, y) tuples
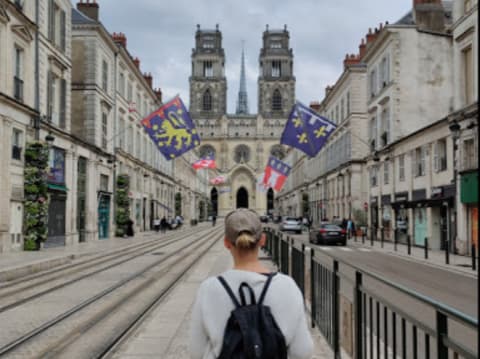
(236, 187), (248, 208)
(98, 194), (110, 239)
(414, 207), (427, 246)
(440, 205), (448, 250)
(46, 193), (66, 248)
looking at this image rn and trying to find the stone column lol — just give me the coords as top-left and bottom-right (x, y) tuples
(64, 150), (76, 246)
(0, 117), (12, 252)
(86, 158), (98, 241)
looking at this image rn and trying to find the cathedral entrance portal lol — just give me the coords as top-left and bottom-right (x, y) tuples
(210, 188), (218, 215)
(236, 187), (249, 209)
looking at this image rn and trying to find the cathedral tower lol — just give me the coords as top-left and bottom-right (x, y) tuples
(189, 24), (227, 118)
(258, 25), (295, 118)
(236, 44), (249, 115)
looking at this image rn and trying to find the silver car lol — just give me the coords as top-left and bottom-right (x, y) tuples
(280, 217), (302, 234)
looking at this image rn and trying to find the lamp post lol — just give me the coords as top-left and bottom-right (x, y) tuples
(448, 120), (461, 255)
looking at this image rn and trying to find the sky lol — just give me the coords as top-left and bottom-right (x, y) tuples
(76, 1), (413, 113)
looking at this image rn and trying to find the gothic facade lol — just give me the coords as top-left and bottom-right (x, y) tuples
(189, 25), (295, 216)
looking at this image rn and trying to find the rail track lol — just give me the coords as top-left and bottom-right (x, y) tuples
(0, 226), (223, 358)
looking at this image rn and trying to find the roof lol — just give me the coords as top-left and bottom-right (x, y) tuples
(72, 8), (96, 24)
(395, 1), (453, 26)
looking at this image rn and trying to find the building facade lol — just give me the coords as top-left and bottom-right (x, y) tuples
(190, 25), (294, 216)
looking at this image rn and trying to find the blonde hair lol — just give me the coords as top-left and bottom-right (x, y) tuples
(235, 232), (258, 250)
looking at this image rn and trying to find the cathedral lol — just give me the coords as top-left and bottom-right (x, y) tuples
(189, 24), (295, 216)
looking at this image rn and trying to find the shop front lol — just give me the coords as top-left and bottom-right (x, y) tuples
(461, 171), (478, 254)
(392, 192), (409, 244)
(46, 147), (67, 248)
(381, 195), (392, 241)
(412, 189), (427, 247)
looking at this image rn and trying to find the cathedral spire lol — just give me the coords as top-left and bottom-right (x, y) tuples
(236, 42), (249, 115)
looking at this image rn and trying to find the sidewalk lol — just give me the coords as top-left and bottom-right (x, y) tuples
(0, 225), (204, 282)
(348, 235), (478, 277)
(112, 236), (333, 358)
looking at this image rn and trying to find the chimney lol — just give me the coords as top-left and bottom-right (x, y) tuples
(112, 32), (127, 48)
(343, 53), (360, 69)
(366, 28), (377, 45)
(77, 0), (99, 21)
(133, 57), (140, 69)
(143, 72), (153, 88)
(359, 38), (366, 59)
(413, 0), (445, 32)
(309, 101), (321, 113)
(154, 88), (162, 103)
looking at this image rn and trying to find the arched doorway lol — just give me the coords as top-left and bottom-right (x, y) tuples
(210, 188), (218, 215)
(267, 188), (274, 214)
(236, 187), (249, 208)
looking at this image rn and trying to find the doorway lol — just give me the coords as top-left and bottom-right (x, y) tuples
(98, 194), (110, 239)
(211, 188), (218, 215)
(236, 187), (249, 208)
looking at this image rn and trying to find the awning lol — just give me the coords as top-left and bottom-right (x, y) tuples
(48, 183), (68, 192)
(391, 197), (454, 209)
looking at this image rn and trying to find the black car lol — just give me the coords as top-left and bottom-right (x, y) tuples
(260, 215), (269, 223)
(309, 223), (346, 246)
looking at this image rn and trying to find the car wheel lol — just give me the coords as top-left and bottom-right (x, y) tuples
(341, 240), (347, 246)
(296, 230), (302, 234)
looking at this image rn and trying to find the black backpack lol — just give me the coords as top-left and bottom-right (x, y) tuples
(216, 273), (287, 359)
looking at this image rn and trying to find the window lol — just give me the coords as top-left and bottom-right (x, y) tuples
(203, 41), (214, 49)
(127, 82), (132, 101)
(270, 41), (282, 49)
(136, 131), (140, 158)
(398, 154), (405, 182)
(463, 46), (473, 105)
(102, 60), (108, 92)
(101, 113), (108, 149)
(13, 47), (24, 101)
(346, 92), (351, 115)
(464, 0), (472, 13)
(370, 165), (378, 187)
(370, 116), (377, 151)
(381, 107), (390, 146)
(47, 71), (67, 129)
(119, 72), (125, 96)
(272, 89), (282, 111)
(234, 145), (251, 163)
(127, 125), (133, 153)
(384, 161), (389, 184)
(380, 55), (390, 87)
(463, 138), (476, 170)
(48, 1), (66, 52)
(434, 139), (447, 172)
(340, 98), (344, 121)
(203, 61), (213, 77)
(414, 147), (425, 177)
(12, 129), (23, 160)
(100, 174), (109, 192)
(119, 118), (125, 149)
(271, 61), (281, 77)
(48, 147), (66, 184)
(335, 105), (339, 123)
(202, 89), (212, 111)
(369, 69), (377, 98)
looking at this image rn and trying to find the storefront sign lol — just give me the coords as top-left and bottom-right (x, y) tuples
(431, 187), (443, 198)
(48, 148), (66, 185)
(394, 192), (408, 202)
(370, 197), (378, 205)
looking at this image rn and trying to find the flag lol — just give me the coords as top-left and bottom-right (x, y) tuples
(193, 153), (216, 170)
(141, 96), (200, 160)
(256, 172), (268, 193)
(262, 156), (291, 192)
(280, 101), (337, 157)
(210, 175), (226, 185)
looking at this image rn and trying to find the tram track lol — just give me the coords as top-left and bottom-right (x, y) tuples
(0, 226), (213, 313)
(0, 226), (223, 357)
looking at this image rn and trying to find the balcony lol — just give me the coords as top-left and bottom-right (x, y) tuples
(14, 76), (24, 102)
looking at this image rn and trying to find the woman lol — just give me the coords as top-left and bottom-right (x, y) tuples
(189, 208), (313, 359)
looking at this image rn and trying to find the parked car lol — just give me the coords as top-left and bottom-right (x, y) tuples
(309, 223), (347, 246)
(260, 215), (269, 223)
(280, 217), (302, 234)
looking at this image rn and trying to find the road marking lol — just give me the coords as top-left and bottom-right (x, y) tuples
(357, 248), (371, 252)
(339, 247), (353, 251)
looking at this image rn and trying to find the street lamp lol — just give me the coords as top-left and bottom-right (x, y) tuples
(449, 119), (461, 255)
(45, 132), (55, 144)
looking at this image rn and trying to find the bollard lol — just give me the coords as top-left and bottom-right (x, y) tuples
(370, 227), (374, 246)
(445, 239), (450, 265)
(424, 237), (428, 259)
(407, 235), (411, 255)
(381, 227), (384, 248)
(394, 229), (398, 251)
(362, 228), (366, 244)
(472, 243), (476, 271)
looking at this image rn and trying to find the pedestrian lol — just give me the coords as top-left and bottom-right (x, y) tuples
(126, 218), (134, 237)
(154, 217), (161, 232)
(189, 208), (313, 359)
(160, 216), (167, 233)
(212, 214), (216, 226)
(347, 218), (352, 239)
(302, 216), (309, 232)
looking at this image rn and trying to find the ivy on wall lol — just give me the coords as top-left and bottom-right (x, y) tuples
(23, 142), (50, 250)
(115, 174), (130, 237)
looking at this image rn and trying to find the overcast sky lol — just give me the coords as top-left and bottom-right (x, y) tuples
(77, 0), (413, 112)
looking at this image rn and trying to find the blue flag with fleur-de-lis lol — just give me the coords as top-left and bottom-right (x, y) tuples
(280, 101), (337, 157)
(141, 96), (200, 160)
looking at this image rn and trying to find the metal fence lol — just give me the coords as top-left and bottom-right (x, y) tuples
(264, 227), (478, 359)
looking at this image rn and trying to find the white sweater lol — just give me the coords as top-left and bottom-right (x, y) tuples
(189, 270), (314, 359)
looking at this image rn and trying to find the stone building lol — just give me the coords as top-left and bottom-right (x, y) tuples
(0, 0), (38, 252)
(72, 1), (179, 236)
(190, 25), (294, 216)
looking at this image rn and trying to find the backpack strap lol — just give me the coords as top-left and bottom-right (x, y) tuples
(258, 272), (277, 305)
(238, 282), (256, 306)
(217, 276), (241, 308)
